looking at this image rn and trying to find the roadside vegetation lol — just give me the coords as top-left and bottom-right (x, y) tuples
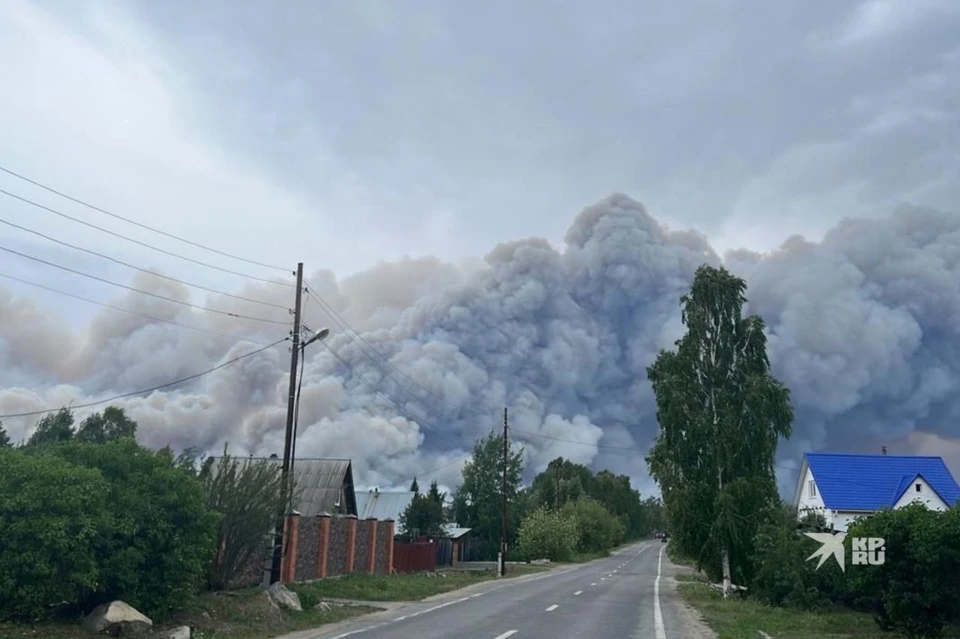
(650, 265), (960, 638)
(291, 565), (546, 604)
(401, 428), (666, 565)
(0, 409), (368, 638)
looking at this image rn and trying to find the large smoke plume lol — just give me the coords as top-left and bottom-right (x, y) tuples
(3, 194), (960, 495)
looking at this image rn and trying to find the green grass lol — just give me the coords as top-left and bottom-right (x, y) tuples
(677, 580), (960, 639)
(0, 589), (375, 639)
(291, 565), (547, 603)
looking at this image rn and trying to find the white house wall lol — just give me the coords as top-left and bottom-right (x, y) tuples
(893, 476), (948, 511)
(796, 466), (827, 517)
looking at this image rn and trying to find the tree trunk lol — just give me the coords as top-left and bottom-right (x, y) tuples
(721, 546), (732, 599)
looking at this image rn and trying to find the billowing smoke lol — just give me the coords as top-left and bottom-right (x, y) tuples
(3, 195), (960, 496)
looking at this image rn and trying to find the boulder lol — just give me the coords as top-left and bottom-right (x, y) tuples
(83, 601), (153, 635)
(267, 583), (303, 611)
(157, 627), (191, 639)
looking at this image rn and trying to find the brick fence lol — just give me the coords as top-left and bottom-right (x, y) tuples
(281, 514), (394, 583)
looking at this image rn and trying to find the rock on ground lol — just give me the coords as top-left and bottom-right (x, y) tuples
(267, 583), (303, 611)
(83, 600), (153, 635)
(156, 627), (191, 639)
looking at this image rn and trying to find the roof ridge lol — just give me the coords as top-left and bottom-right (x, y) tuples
(806, 452), (945, 460)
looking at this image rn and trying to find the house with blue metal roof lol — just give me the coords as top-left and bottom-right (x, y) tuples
(793, 452), (960, 532)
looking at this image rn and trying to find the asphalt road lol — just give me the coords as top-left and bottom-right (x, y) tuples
(291, 542), (714, 639)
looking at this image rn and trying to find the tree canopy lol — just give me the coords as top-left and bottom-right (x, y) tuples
(450, 432), (524, 559)
(646, 264), (793, 596)
(399, 479), (446, 540)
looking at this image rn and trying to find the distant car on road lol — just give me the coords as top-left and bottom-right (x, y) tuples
(660, 533), (669, 543)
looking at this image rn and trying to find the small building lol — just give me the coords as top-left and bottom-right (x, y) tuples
(793, 452), (960, 532)
(209, 456), (358, 516)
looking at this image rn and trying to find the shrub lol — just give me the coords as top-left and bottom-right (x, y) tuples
(516, 507), (579, 562)
(47, 439), (219, 616)
(749, 505), (843, 610)
(200, 447), (283, 590)
(561, 498), (626, 554)
(846, 504), (960, 638)
(0, 448), (107, 621)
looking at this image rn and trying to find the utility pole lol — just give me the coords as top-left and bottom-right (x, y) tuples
(500, 406), (508, 577)
(270, 262), (304, 584)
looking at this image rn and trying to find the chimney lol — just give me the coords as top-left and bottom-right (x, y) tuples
(881, 446), (887, 455)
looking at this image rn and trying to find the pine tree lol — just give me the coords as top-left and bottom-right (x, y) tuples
(409, 477), (420, 494)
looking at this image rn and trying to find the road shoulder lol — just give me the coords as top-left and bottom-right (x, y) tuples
(660, 545), (718, 638)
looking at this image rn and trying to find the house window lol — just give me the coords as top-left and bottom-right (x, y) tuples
(915, 483), (922, 493)
(808, 480), (817, 497)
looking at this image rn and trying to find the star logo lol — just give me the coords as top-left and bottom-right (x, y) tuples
(805, 532), (847, 571)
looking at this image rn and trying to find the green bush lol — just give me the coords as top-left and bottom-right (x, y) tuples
(749, 506), (843, 610)
(561, 498), (626, 554)
(846, 504), (960, 638)
(45, 440), (219, 617)
(200, 447), (283, 590)
(516, 507), (579, 562)
(0, 449), (107, 621)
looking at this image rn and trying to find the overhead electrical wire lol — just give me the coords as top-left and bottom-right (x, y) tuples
(0, 243), (290, 325)
(0, 164), (289, 272)
(0, 187), (293, 287)
(0, 337), (290, 419)
(302, 287), (645, 453)
(0, 270), (276, 346)
(303, 285), (479, 416)
(0, 214), (289, 310)
(317, 339), (476, 450)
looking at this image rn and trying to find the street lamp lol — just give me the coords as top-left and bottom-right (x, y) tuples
(270, 327), (331, 585)
(290, 328), (330, 470)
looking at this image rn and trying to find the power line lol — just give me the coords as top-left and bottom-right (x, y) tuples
(317, 340), (471, 449)
(304, 286), (481, 417)
(0, 187), (294, 287)
(0, 270), (275, 346)
(0, 214), (289, 310)
(0, 243), (290, 325)
(0, 337), (290, 419)
(303, 291), (645, 453)
(0, 165), (289, 272)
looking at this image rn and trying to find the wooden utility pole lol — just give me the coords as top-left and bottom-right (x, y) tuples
(270, 262), (304, 584)
(500, 406), (508, 577)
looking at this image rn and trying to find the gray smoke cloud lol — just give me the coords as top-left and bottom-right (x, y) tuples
(3, 194), (960, 496)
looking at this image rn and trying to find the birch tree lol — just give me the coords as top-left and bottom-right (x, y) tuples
(647, 265), (793, 597)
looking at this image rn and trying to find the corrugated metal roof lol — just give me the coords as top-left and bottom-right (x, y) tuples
(207, 456), (357, 516)
(806, 453), (960, 511)
(356, 491), (414, 521)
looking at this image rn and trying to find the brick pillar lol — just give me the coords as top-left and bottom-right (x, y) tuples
(281, 513), (301, 583)
(317, 513), (332, 579)
(384, 519), (395, 574)
(366, 518), (378, 574)
(344, 515), (358, 573)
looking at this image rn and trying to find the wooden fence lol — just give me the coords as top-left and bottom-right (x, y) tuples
(393, 540), (437, 573)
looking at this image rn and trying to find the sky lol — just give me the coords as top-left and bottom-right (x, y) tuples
(1, 0), (959, 496)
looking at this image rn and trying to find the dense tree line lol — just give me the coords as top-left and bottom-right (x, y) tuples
(0, 407), (284, 622)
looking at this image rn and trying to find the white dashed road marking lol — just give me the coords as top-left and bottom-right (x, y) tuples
(654, 545), (666, 639)
(545, 604), (559, 612)
(591, 582), (598, 586)
(494, 631), (518, 639)
(574, 590), (583, 595)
